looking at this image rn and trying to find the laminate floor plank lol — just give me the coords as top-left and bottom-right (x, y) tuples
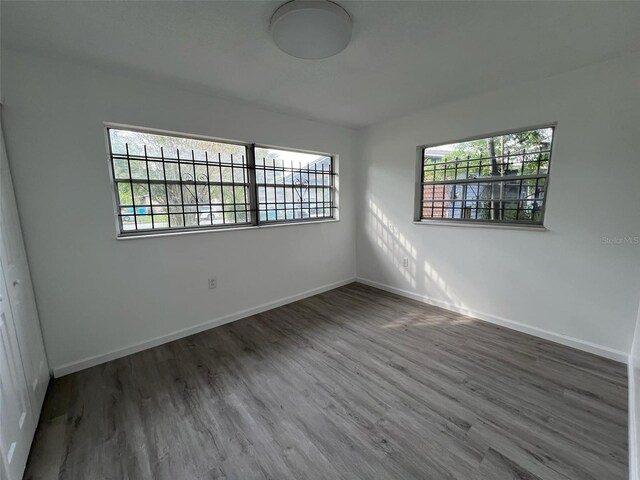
(24, 283), (628, 479)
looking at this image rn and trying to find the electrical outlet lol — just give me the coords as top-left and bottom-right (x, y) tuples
(208, 277), (217, 289)
(402, 257), (409, 268)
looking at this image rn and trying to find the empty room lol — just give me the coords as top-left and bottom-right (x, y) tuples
(1, 1), (639, 479)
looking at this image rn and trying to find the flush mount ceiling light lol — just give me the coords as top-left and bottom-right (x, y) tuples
(270, 0), (353, 59)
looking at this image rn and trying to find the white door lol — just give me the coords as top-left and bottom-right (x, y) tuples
(0, 262), (35, 480)
(0, 116), (49, 420)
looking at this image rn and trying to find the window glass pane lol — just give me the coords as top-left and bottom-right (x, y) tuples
(109, 128), (250, 234)
(182, 185), (197, 205)
(149, 181), (164, 199)
(221, 166), (233, 183)
(179, 163), (195, 182)
(254, 147), (334, 222)
(136, 215), (153, 229)
(194, 164), (208, 183)
(147, 161), (165, 180)
(164, 162), (179, 181)
(129, 160), (147, 180)
(153, 214), (169, 228)
(109, 128), (336, 234)
(112, 158), (130, 179)
(132, 183), (150, 206)
(109, 129), (245, 161)
(421, 127), (553, 225)
(209, 185), (222, 203)
(117, 183), (132, 206)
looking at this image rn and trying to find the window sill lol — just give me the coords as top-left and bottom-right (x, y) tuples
(413, 220), (547, 232)
(116, 218), (340, 240)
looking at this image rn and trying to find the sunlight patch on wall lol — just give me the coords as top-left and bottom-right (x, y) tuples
(423, 258), (472, 317)
(367, 197), (416, 288)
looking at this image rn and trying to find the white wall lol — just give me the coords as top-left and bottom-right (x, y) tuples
(1, 49), (358, 375)
(629, 298), (640, 480)
(356, 52), (640, 360)
(3, 46), (640, 377)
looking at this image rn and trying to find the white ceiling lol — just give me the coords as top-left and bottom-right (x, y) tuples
(2, 0), (640, 128)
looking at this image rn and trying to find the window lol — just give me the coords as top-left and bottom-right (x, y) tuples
(254, 147), (334, 223)
(107, 127), (336, 236)
(418, 126), (554, 226)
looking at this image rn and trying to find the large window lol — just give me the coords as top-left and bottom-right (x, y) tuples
(418, 126), (554, 226)
(107, 127), (335, 236)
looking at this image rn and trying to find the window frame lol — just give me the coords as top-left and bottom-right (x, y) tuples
(105, 124), (337, 238)
(414, 123), (556, 228)
(253, 144), (336, 226)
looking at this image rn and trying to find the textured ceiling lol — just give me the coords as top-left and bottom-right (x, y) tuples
(2, 0), (640, 128)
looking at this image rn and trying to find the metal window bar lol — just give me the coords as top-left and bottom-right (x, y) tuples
(109, 129), (335, 235)
(190, 150), (199, 226)
(176, 149), (188, 227)
(273, 157), (278, 221)
(204, 151), (213, 226)
(143, 145), (155, 229)
(329, 159), (335, 218)
(246, 144), (259, 226)
(217, 152), (225, 225)
(423, 148), (552, 168)
(125, 144), (137, 231)
(424, 154), (549, 181)
(282, 159), (288, 220)
(290, 160), (296, 220)
(321, 164), (325, 218)
(251, 154), (336, 224)
(231, 154), (237, 224)
(241, 152), (249, 224)
(160, 147), (171, 229)
(298, 160), (303, 220)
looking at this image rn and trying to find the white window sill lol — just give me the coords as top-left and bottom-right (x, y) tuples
(116, 218), (340, 240)
(413, 220), (547, 232)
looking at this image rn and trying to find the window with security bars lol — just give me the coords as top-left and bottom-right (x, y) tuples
(419, 126), (554, 225)
(107, 127), (335, 236)
(254, 147), (334, 223)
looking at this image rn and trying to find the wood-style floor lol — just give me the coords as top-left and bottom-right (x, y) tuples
(25, 283), (628, 480)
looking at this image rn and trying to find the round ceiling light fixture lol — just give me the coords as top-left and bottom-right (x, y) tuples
(270, 0), (353, 60)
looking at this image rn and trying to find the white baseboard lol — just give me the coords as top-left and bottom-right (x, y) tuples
(629, 360), (637, 480)
(53, 277), (356, 377)
(54, 275), (627, 376)
(356, 277), (628, 364)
